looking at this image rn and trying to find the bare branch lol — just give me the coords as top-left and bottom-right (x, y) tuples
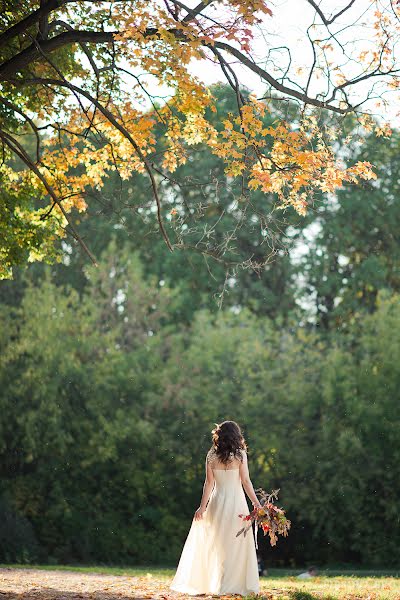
(305, 0), (358, 26)
(212, 41), (349, 114)
(174, 0), (215, 23)
(0, 96), (41, 161)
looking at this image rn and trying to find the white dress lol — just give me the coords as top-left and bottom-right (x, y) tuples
(171, 450), (259, 596)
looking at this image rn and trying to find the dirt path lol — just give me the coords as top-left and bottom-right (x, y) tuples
(0, 568), (183, 600)
(5, 567), (398, 600)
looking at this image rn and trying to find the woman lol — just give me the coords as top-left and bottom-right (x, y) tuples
(171, 421), (261, 596)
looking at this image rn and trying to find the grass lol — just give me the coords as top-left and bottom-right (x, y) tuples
(1, 564), (399, 600)
(258, 574), (400, 600)
(2, 564), (399, 578)
(0, 563), (174, 577)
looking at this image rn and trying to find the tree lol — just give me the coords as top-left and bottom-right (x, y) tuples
(1, 0), (398, 277)
(0, 243), (182, 563)
(296, 128), (400, 329)
(40, 84), (306, 321)
(1, 241), (400, 565)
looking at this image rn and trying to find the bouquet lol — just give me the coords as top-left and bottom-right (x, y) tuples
(237, 488), (291, 547)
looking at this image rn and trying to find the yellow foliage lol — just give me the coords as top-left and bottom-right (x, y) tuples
(3, 0), (395, 266)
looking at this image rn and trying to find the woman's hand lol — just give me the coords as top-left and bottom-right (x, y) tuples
(253, 501), (262, 510)
(194, 506), (206, 521)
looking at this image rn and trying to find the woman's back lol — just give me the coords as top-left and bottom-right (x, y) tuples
(207, 447), (242, 469)
(171, 422), (260, 596)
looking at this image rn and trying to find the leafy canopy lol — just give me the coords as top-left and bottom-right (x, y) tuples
(1, 0), (399, 276)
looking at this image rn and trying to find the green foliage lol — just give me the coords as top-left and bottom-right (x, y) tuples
(1, 238), (400, 565)
(1, 89), (400, 568)
(0, 495), (40, 563)
(297, 129), (400, 329)
(0, 182), (62, 280)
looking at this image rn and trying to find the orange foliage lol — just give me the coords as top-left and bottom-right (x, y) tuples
(2, 0), (399, 267)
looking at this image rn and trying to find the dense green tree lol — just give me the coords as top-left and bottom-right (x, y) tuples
(297, 130), (400, 329)
(1, 96), (400, 569)
(0, 244), (183, 563)
(2, 241), (399, 566)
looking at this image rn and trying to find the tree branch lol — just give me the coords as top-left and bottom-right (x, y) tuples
(0, 26), (190, 80)
(0, 0), (70, 48)
(0, 30), (115, 79)
(0, 96), (41, 161)
(12, 76), (174, 251)
(0, 129), (98, 265)
(0, 0), (135, 48)
(212, 41), (349, 114)
(173, 0), (215, 23)
(48, 20), (100, 78)
(305, 0), (358, 26)
(2, 5), (397, 118)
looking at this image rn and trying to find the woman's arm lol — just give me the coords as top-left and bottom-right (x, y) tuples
(239, 451), (262, 509)
(194, 458), (215, 520)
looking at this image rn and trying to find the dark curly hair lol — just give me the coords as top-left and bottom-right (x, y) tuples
(211, 420), (247, 464)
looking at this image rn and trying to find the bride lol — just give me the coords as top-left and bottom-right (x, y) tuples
(171, 420), (261, 596)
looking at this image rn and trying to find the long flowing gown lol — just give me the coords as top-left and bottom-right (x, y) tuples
(170, 453), (259, 596)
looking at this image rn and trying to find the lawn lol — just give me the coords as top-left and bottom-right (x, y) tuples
(0, 565), (399, 600)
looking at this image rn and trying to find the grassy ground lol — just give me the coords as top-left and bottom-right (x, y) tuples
(0, 565), (399, 600)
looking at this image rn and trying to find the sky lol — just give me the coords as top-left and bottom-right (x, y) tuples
(99, 0), (399, 127)
(187, 0), (400, 126)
